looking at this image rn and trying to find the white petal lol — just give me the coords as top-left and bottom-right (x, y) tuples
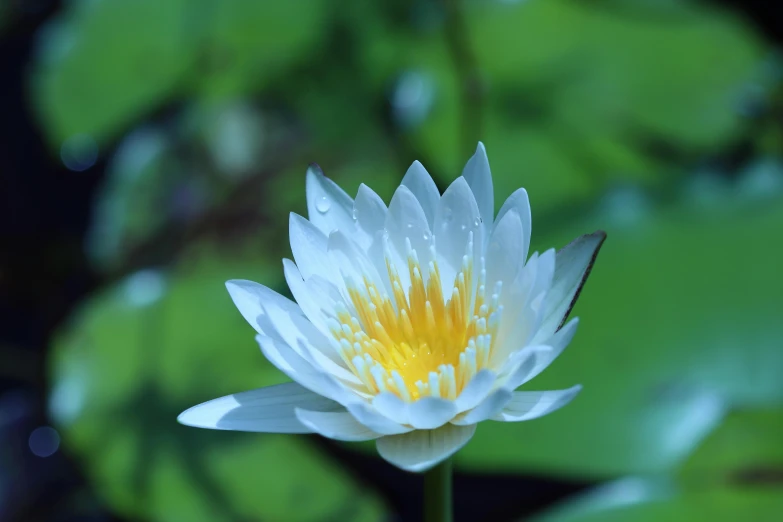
(453, 388), (513, 425)
(454, 369), (496, 412)
(401, 160), (440, 226)
(225, 279), (300, 335)
(257, 335), (352, 403)
(177, 382), (338, 433)
(495, 188), (531, 262)
(530, 248), (556, 310)
(295, 407), (381, 441)
(372, 392), (410, 426)
(461, 142), (494, 233)
(493, 385), (582, 422)
(345, 401), (413, 435)
(486, 209), (524, 290)
(306, 165), (355, 236)
(353, 184), (387, 250)
(385, 184), (434, 290)
(538, 231), (606, 338)
(327, 230), (386, 297)
(255, 270), (360, 385)
(501, 345), (552, 391)
(525, 318), (579, 383)
(407, 397), (457, 429)
(434, 176), (482, 293)
(283, 259), (330, 333)
(250, 285), (333, 363)
(289, 213), (333, 281)
(492, 249), (555, 364)
(376, 423), (477, 472)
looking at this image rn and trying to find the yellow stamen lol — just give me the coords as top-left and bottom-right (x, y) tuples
(330, 240), (504, 401)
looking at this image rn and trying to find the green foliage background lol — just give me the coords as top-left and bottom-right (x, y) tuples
(33, 0), (783, 520)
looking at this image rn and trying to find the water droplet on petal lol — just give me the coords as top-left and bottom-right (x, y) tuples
(460, 224), (467, 231)
(316, 196), (331, 213)
(352, 207), (359, 221)
(423, 233), (430, 241)
(473, 217), (481, 228)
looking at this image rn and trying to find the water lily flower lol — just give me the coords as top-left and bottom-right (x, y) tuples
(178, 143), (605, 472)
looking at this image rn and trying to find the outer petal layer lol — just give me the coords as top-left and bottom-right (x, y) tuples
(536, 231), (605, 340)
(295, 408), (382, 441)
(177, 383), (339, 433)
(493, 385), (582, 422)
(376, 423), (477, 472)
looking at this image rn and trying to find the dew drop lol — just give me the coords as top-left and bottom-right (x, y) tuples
(352, 207), (359, 221)
(460, 224), (467, 231)
(473, 217), (481, 228)
(316, 196), (331, 213)
(423, 233), (430, 241)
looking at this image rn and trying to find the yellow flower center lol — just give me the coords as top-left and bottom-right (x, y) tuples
(329, 236), (503, 402)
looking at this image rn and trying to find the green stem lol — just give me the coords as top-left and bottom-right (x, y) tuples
(424, 458), (453, 522)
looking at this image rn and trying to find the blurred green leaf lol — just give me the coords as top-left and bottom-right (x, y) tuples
(32, 0), (191, 145)
(679, 409), (783, 481)
(364, 0), (763, 213)
(49, 247), (386, 522)
(454, 198), (783, 477)
(532, 478), (783, 522)
(32, 0), (329, 146)
(196, 0), (329, 99)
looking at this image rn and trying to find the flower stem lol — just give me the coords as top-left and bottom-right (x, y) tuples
(424, 458), (453, 522)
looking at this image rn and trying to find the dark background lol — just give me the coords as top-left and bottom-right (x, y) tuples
(2, 1), (782, 521)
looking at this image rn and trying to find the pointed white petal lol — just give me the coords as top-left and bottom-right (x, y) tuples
(461, 142), (494, 230)
(345, 401), (413, 435)
(434, 176), (482, 292)
(486, 209), (525, 290)
(538, 231), (606, 337)
(372, 392), (410, 426)
(454, 369), (496, 412)
(289, 213), (333, 281)
(501, 345), (552, 391)
(283, 259), (329, 333)
(258, 268), (360, 384)
(256, 334), (352, 403)
(376, 423), (477, 472)
(384, 185), (434, 292)
(295, 407), (381, 441)
(327, 230), (386, 295)
(493, 385), (582, 422)
(306, 165), (355, 236)
(177, 383), (338, 433)
(525, 318), (579, 382)
(453, 388), (513, 425)
(401, 160), (440, 226)
(225, 279), (300, 335)
(407, 397), (457, 429)
(495, 188), (531, 262)
(353, 184), (387, 249)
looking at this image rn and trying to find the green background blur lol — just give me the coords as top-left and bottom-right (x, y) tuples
(1, 0), (782, 521)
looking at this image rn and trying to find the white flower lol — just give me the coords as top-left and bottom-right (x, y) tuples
(178, 143), (605, 472)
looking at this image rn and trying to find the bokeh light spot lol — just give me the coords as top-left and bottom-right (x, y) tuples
(61, 133), (98, 171)
(28, 426), (61, 458)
